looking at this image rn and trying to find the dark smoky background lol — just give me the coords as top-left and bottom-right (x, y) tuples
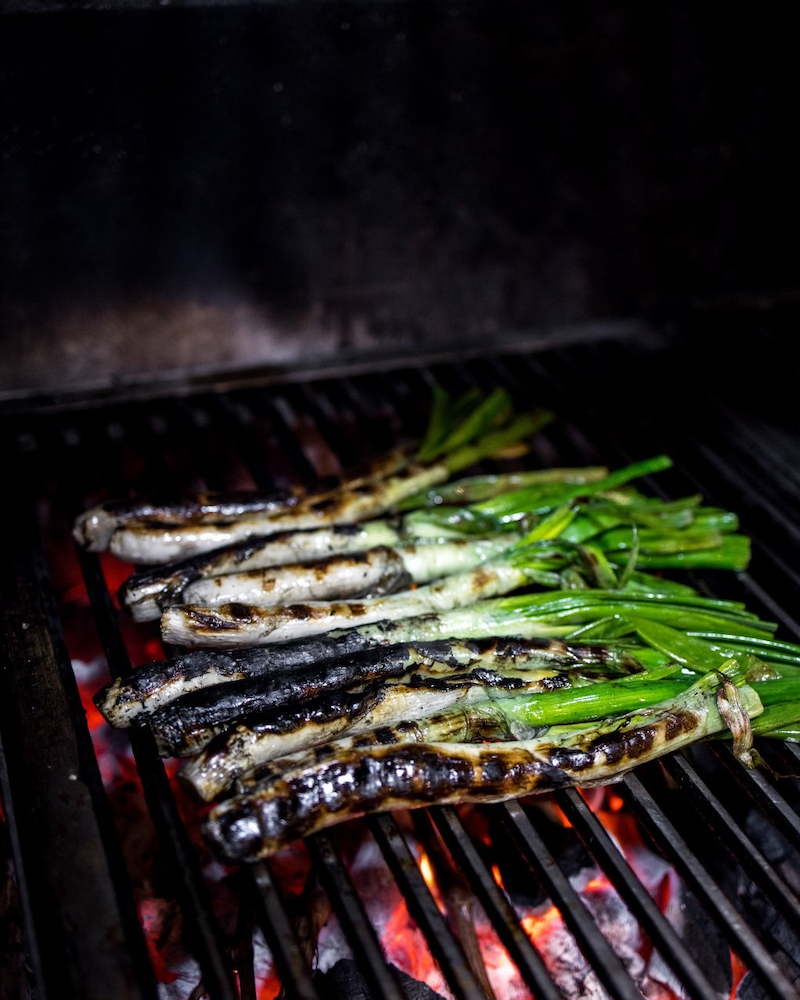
(1, 1), (798, 397)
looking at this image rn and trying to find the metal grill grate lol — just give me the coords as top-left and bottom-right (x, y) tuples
(2, 345), (800, 1000)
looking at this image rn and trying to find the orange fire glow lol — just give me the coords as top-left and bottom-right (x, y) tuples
(382, 896), (444, 990)
(418, 851), (435, 891)
(490, 863), (505, 891)
(730, 951), (748, 999)
(521, 904), (562, 941)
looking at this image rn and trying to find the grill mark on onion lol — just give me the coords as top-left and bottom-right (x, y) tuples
(202, 703), (710, 861)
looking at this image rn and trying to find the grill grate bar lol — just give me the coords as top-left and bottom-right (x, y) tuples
(368, 812), (487, 1000)
(305, 832), (406, 1000)
(143, 401), (207, 494)
(777, 741), (800, 767)
(221, 376), (491, 997)
(229, 389), (315, 492)
(272, 385), (345, 483)
(211, 393), (282, 492)
(293, 382), (363, 473)
(428, 805), (563, 1000)
(250, 861), (322, 1000)
(684, 438), (800, 607)
(621, 772), (800, 1000)
(711, 403), (800, 504)
(660, 753), (800, 934)
(0, 475), (156, 1000)
(554, 787), (722, 1000)
(119, 397), (338, 998)
(216, 356), (800, 996)
(691, 434), (800, 555)
(252, 392), (324, 488)
(230, 876), (259, 1000)
(171, 398), (232, 493)
(500, 801), (643, 1000)
(707, 743), (800, 855)
(346, 373), (424, 463)
(175, 380), (386, 996)
(59, 406), (247, 999)
(339, 376), (404, 455)
(76, 545), (240, 1000)
(525, 345), (800, 635)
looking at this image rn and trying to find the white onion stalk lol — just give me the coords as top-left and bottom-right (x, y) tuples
(179, 536), (518, 610)
(161, 510), (577, 648)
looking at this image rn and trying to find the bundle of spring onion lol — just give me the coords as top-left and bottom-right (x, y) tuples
(75, 387), (552, 563)
(157, 454), (751, 647)
(78, 389), (800, 863)
(196, 611), (800, 862)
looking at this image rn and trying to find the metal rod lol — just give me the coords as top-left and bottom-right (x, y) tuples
(500, 801), (644, 1000)
(250, 861), (322, 1000)
(429, 806), (562, 1000)
(708, 743), (800, 853)
(369, 812), (488, 1000)
(622, 771), (800, 1000)
(0, 485), (156, 1000)
(306, 832), (406, 1000)
(555, 787), (729, 1000)
(77, 546), (239, 1000)
(662, 752), (800, 932)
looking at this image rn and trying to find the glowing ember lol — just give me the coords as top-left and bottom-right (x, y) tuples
(316, 835), (451, 998)
(730, 952), (749, 1000)
(418, 852), (435, 892)
(490, 863), (505, 891)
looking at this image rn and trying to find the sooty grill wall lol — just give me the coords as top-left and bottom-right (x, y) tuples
(2, 1), (800, 397)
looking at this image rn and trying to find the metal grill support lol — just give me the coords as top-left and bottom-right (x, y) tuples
(2, 347), (800, 1000)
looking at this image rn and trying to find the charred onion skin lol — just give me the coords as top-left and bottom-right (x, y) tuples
(143, 644), (436, 756)
(178, 666), (609, 799)
(204, 712), (700, 863)
(179, 547), (413, 608)
(178, 688), (386, 800)
(95, 630), (383, 727)
(122, 534), (517, 622)
(95, 636), (638, 731)
(159, 559), (528, 648)
(117, 524), (379, 620)
(202, 670), (756, 863)
(205, 742), (572, 862)
(94, 632), (370, 728)
(143, 647), (627, 758)
(76, 404), (549, 562)
(101, 462), (448, 563)
(72, 490), (304, 551)
(75, 445), (414, 553)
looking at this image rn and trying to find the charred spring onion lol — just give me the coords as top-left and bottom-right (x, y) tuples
(118, 455), (747, 622)
(116, 465), (615, 620)
(203, 664), (765, 862)
(76, 390), (552, 562)
(159, 457), (751, 647)
(178, 657), (679, 799)
(76, 391), (800, 865)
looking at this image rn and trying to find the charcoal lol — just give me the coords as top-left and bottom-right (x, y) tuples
(744, 809), (793, 867)
(737, 966), (800, 1000)
(315, 958), (447, 1000)
(673, 890), (733, 998)
(734, 893), (800, 999)
(482, 804), (593, 908)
